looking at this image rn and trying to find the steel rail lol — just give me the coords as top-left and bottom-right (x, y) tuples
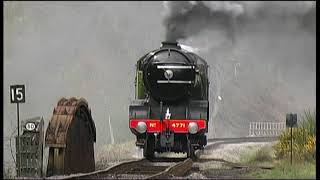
(47, 159), (146, 179)
(145, 158), (193, 179)
(43, 136), (279, 179)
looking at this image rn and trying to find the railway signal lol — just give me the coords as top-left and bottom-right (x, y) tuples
(10, 84), (26, 177)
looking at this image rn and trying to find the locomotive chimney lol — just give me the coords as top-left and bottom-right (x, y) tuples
(161, 41), (181, 49)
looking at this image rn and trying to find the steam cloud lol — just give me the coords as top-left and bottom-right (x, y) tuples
(163, 1), (315, 42)
(163, 1), (316, 138)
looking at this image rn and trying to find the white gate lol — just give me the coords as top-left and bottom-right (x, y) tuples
(249, 122), (286, 137)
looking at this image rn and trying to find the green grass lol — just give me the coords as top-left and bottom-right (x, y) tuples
(299, 110), (316, 136)
(240, 144), (275, 168)
(245, 160), (316, 179)
(240, 138), (316, 179)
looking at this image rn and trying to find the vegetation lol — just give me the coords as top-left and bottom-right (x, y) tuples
(240, 144), (275, 168)
(241, 110), (316, 179)
(247, 160), (315, 179)
(274, 110), (316, 161)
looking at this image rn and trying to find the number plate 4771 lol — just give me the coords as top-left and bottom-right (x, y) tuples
(172, 122), (186, 128)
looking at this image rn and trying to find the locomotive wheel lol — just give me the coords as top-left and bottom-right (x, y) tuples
(143, 134), (155, 160)
(187, 140), (196, 160)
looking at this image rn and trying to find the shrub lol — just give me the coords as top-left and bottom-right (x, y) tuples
(274, 110), (316, 161)
(240, 144), (274, 164)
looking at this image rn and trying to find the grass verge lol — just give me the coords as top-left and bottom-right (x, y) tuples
(240, 110), (316, 179)
(244, 159), (315, 179)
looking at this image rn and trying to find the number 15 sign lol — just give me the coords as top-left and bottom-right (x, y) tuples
(10, 84), (25, 177)
(10, 85), (25, 103)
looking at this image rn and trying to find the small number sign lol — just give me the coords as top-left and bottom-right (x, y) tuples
(10, 85), (25, 103)
(25, 122), (36, 131)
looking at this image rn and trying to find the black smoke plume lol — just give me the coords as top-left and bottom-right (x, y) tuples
(163, 1), (316, 138)
(163, 1), (315, 42)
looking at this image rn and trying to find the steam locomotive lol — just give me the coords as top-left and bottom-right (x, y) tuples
(129, 41), (209, 159)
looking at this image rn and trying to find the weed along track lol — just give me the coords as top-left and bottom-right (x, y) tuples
(192, 158), (274, 179)
(190, 136), (278, 179)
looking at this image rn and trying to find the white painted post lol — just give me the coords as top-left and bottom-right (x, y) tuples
(255, 122), (257, 136)
(258, 122), (261, 136)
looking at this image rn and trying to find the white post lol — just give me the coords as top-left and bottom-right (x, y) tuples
(258, 122), (261, 136)
(108, 115), (115, 144)
(273, 123), (275, 136)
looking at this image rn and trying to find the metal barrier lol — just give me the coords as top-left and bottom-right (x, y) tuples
(249, 121), (286, 137)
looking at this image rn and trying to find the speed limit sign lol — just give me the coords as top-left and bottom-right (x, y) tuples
(10, 85), (25, 103)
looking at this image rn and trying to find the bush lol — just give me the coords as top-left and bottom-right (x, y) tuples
(254, 145), (274, 162)
(274, 110), (316, 161)
(240, 144), (274, 165)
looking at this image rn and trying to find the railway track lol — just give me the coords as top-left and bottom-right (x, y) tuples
(45, 136), (278, 179)
(46, 158), (192, 179)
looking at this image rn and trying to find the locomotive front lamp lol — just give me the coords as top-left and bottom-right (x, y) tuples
(188, 122), (198, 134)
(136, 121), (147, 133)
